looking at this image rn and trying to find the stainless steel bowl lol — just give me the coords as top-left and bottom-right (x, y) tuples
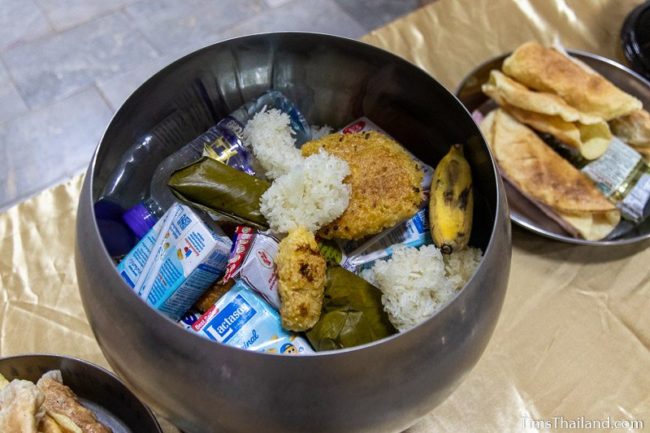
(75, 33), (511, 433)
(0, 354), (162, 433)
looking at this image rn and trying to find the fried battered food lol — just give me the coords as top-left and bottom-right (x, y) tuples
(37, 376), (111, 433)
(275, 227), (327, 331)
(0, 379), (44, 433)
(301, 131), (424, 239)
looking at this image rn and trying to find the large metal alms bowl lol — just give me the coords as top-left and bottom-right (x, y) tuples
(75, 33), (511, 433)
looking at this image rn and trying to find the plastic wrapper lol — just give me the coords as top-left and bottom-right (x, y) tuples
(306, 266), (396, 351)
(221, 226), (281, 309)
(168, 157), (270, 228)
(321, 205), (431, 272)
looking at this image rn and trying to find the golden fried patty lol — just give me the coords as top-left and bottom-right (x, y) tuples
(275, 227), (327, 331)
(301, 131), (424, 239)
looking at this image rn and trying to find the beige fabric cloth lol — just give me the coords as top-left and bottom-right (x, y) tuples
(1, 1), (648, 431)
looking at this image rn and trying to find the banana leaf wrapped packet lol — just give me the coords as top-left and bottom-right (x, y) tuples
(168, 157), (269, 228)
(307, 266), (397, 351)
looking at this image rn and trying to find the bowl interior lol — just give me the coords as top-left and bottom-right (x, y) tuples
(0, 354), (162, 433)
(93, 33), (497, 254)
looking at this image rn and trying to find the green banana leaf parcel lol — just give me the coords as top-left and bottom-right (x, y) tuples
(307, 266), (397, 350)
(168, 157), (269, 228)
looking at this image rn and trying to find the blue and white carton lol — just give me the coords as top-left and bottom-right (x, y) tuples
(191, 280), (313, 355)
(117, 202), (232, 320)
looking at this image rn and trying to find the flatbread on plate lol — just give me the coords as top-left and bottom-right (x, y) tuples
(482, 70), (611, 159)
(481, 109), (620, 240)
(502, 41), (641, 121)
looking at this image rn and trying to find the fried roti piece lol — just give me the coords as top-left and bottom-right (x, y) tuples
(301, 131), (423, 240)
(39, 415), (65, 433)
(503, 41), (641, 120)
(482, 70), (612, 159)
(483, 109), (620, 240)
(37, 376), (111, 433)
(275, 227), (327, 331)
(0, 379), (45, 433)
(610, 109), (650, 154)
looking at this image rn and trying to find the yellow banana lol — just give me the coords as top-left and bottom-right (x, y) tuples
(429, 143), (473, 254)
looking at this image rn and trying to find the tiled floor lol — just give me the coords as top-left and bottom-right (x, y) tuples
(0, 0), (430, 211)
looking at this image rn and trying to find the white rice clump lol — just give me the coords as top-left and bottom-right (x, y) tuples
(260, 150), (350, 234)
(243, 108), (303, 179)
(310, 125), (333, 139)
(361, 245), (482, 332)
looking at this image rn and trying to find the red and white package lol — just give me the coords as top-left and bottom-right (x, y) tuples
(341, 116), (390, 135)
(221, 226), (281, 309)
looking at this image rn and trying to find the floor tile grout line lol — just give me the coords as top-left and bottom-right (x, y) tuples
(0, 56), (30, 120)
(31, 0), (57, 35)
(327, 0), (369, 33)
(0, 84), (106, 130)
(94, 83), (120, 113)
(118, 4), (166, 58)
(120, 1), (270, 55)
(0, 5), (148, 56)
(2, 8), (164, 113)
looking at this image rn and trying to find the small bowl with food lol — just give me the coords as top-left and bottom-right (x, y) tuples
(76, 33), (511, 433)
(0, 354), (162, 432)
(458, 41), (650, 245)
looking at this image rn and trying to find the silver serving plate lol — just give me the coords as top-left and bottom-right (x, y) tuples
(457, 50), (650, 246)
(0, 354), (162, 433)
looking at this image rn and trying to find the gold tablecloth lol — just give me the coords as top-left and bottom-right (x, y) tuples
(1, 1), (648, 432)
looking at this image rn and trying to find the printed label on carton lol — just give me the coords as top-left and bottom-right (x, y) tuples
(117, 204), (183, 289)
(178, 310), (202, 330)
(118, 202), (232, 320)
(192, 280), (313, 355)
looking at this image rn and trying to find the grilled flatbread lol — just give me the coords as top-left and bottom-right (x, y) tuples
(503, 105), (611, 160)
(0, 380), (45, 433)
(610, 109), (650, 149)
(37, 376), (111, 433)
(502, 41), (641, 121)
(482, 109), (620, 240)
(482, 70), (611, 159)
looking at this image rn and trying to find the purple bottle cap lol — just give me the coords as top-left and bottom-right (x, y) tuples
(123, 202), (157, 239)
